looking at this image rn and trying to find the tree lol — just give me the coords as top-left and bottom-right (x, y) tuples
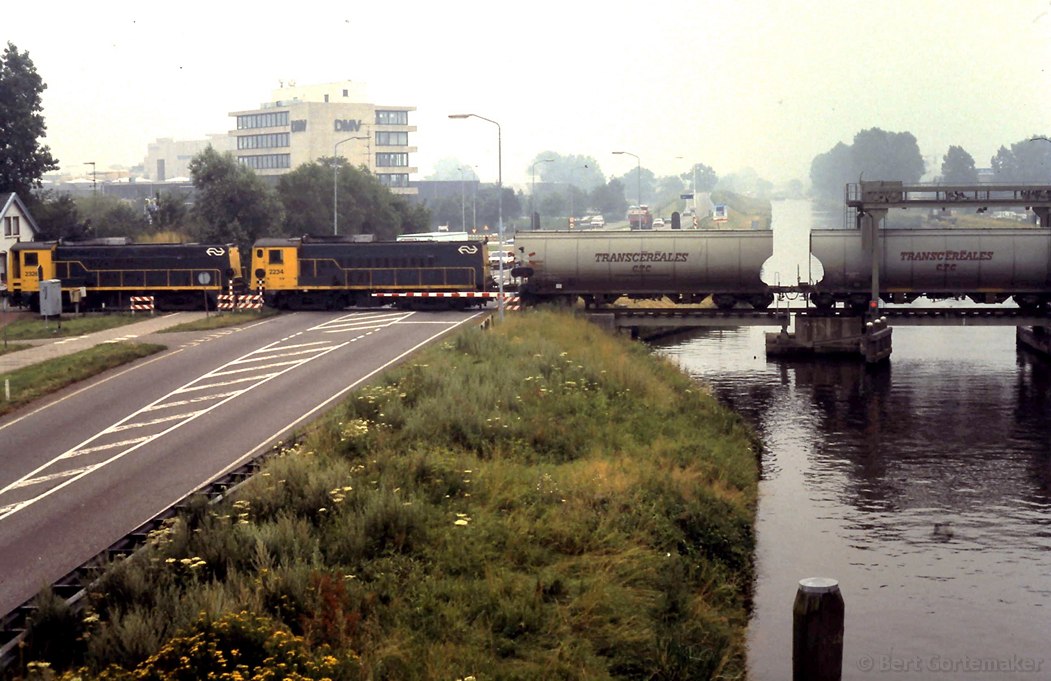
(77, 194), (149, 238)
(277, 159), (431, 239)
(275, 161), (332, 235)
(0, 42), (58, 199)
(616, 166), (656, 206)
(529, 152), (605, 191)
(681, 163), (718, 193)
(151, 191), (192, 231)
(589, 178), (628, 218)
(940, 145), (979, 184)
(189, 147), (284, 244)
(426, 158), (479, 181)
(809, 142), (853, 201)
(32, 192), (87, 240)
(850, 128), (925, 184)
(991, 137), (1051, 183)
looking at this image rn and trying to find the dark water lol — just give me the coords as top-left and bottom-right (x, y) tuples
(653, 201), (1051, 680)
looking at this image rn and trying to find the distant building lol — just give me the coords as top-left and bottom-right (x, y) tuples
(0, 193), (40, 286)
(228, 81), (417, 196)
(144, 135), (234, 181)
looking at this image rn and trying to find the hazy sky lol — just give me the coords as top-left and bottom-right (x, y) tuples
(7, 0), (1051, 187)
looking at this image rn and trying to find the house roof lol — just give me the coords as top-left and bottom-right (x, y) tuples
(0, 192), (41, 236)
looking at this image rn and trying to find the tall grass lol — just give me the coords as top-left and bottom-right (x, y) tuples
(20, 309), (759, 681)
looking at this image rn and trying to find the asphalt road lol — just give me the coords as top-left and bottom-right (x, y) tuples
(0, 308), (489, 615)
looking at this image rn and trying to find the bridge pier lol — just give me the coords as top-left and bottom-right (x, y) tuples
(1016, 325), (1051, 357)
(766, 315), (892, 363)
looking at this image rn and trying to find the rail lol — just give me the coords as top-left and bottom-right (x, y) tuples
(598, 305), (1051, 330)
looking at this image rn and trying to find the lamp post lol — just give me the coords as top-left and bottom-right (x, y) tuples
(569, 164), (589, 228)
(457, 166), (468, 232)
(450, 113), (504, 319)
(85, 161), (96, 196)
(530, 158), (554, 230)
(613, 151), (640, 227)
(333, 136), (368, 235)
(676, 156), (698, 216)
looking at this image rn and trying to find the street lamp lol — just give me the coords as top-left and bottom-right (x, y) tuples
(85, 161), (96, 196)
(457, 166), (468, 232)
(612, 151), (641, 226)
(530, 158), (554, 230)
(450, 113), (505, 319)
(569, 164), (589, 228)
(333, 136), (368, 235)
(676, 156), (698, 216)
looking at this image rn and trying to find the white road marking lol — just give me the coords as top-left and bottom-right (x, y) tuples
(0, 328), (350, 521)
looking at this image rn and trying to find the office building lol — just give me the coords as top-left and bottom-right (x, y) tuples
(228, 81), (417, 195)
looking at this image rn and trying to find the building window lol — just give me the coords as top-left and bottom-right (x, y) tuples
(237, 154), (291, 170)
(237, 133), (290, 150)
(236, 111), (290, 130)
(3, 216), (19, 237)
(379, 174), (410, 188)
(375, 110), (408, 126)
(376, 131), (408, 146)
(376, 153), (408, 168)
(342, 89), (349, 97)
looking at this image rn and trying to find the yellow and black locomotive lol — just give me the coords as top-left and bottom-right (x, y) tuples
(251, 235), (490, 310)
(5, 239), (244, 311)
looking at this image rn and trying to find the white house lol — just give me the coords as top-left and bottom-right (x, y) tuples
(1, 193), (40, 287)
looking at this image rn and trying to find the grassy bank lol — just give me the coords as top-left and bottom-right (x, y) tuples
(0, 343), (165, 417)
(20, 310), (759, 680)
(0, 313), (147, 341)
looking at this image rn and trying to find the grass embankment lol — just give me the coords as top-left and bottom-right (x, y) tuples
(20, 310), (759, 681)
(0, 343), (165, 418)
(0, 314), (146, 341)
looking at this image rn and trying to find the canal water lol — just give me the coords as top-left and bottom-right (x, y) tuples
(652, 200), (1051, 680)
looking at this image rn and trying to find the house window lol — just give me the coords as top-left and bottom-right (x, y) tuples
(3, 216), (19, 237)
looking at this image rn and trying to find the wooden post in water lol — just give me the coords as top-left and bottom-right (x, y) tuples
(793, 577), (844, 681)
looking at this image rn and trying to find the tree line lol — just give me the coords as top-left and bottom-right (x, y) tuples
(7, 39), (1049, 245)
(809, 127), (1051, 202)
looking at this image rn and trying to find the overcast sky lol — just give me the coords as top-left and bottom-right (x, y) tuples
(7, 0), (1051, 187)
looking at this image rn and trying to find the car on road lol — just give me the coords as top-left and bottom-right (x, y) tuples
(652, 217), (666, 228)
(590, 215), (606, 228)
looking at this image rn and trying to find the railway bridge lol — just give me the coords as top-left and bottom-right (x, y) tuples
(592, 179), (1051, 361)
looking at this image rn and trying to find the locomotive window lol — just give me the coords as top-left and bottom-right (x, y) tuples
(268, 250), (284, 265)
(256, 249), (263, 258)
(25, 252), (38, 266)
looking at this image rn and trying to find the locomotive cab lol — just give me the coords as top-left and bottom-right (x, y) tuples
(7, 242), (57, 309)
(251, 240), (300, 304)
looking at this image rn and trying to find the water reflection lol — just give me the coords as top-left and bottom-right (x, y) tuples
(656, 326), (1051, 680)
(653, 200), (1051, 679)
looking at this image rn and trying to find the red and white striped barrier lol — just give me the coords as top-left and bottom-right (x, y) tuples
(374, 292), (517, 298)
(372, 291), (521, 310)
(218, 294), (264, 311)
(236, 294), (264, 310)
(129, 296), (154, 312)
